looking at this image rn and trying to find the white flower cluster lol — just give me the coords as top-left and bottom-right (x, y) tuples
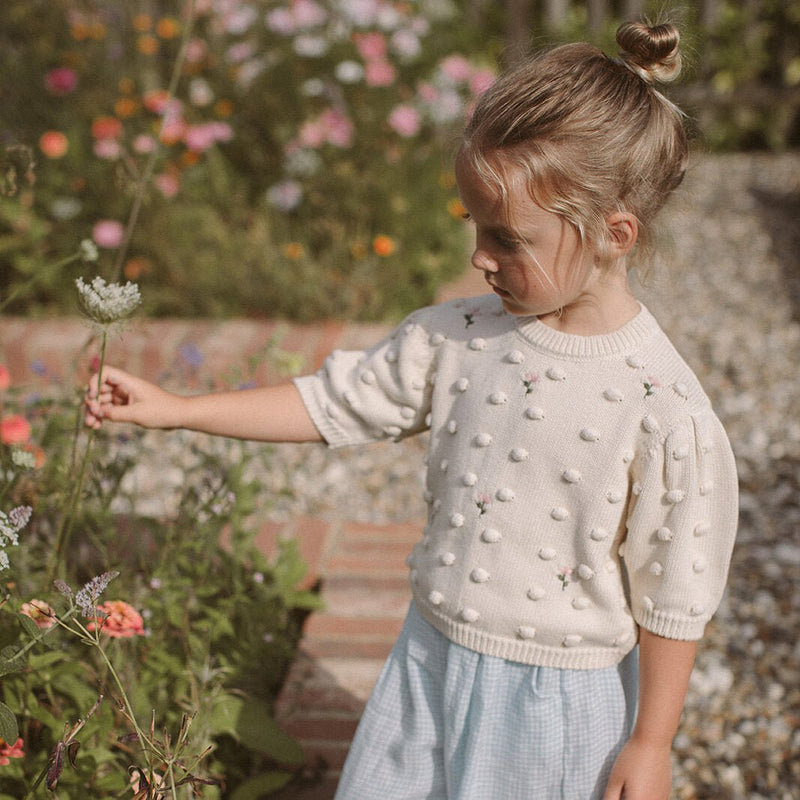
(0, 505), (32, 571)
(75, 276), (141, 325)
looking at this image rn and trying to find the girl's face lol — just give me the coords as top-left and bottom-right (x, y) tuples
(455, 156), (601, 327)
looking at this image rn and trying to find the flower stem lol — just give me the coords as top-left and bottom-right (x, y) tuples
(48, 331), (108, 581)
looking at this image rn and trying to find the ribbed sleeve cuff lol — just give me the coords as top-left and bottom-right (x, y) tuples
(633, 605), (708, 641)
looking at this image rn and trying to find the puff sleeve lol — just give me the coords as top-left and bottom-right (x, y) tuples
(623, 408), (738, 640)
(293, 315), (437, 448)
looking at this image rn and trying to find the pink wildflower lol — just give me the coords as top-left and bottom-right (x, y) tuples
(439, 54), (473, 83)
(0, 415), (31, 445)
(293, 0), (328, 29)
(93, 139), (122, 160)
(320, 108), (354, 147)
(21, 599), (56, 630)
(470, 69), (495, 96)
(45, 67), (78, 96)
(92, 220), (125, 249)
(0, 738), (24, 766)
(354, 31), (388, 61)
(365, 60), (396, 87)
(87, 600), (145, 638)
(154, 172), (180, 198)
(388, 105), (421, 137)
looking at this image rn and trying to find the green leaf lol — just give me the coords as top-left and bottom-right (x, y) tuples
(209, 695), (303, 765)
(228, 771), (294, 800)
(0, 646), (26, 677)
(17, 612), (43, 640)
(0, 701), (18, 744)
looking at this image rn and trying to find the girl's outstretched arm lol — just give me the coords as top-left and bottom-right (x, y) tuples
(602, 629), (697, 800)
(85, 365), (323, 443)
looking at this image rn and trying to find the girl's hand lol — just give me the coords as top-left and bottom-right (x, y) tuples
(602, 737), (673, 800)
(85, 366), (185, 430)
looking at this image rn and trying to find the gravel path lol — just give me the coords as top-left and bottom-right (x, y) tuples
(130, 153), (799, 798)
(269, 153), (800, 799)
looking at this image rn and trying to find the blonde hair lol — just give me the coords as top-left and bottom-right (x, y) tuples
(459, 21), (689, 270)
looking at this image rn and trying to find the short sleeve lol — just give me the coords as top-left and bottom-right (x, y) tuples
(623, 409), (738, 640)
(293, 315), (436, 448)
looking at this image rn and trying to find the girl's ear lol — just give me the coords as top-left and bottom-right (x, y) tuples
(605, 212), (639, 257)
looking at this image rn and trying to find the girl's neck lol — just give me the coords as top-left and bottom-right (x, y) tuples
(536, 268), (640, 336)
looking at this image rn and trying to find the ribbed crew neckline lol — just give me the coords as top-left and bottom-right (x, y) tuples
(514, 303), (660, 359)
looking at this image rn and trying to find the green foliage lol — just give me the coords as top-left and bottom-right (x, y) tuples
(0, 337), (322, 797)
(0, 0), (486, 321)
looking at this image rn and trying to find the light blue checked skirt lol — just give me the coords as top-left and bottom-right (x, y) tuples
(335, 602), (638, 800)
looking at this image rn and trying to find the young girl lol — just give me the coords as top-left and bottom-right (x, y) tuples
(86, 20), (738, 800)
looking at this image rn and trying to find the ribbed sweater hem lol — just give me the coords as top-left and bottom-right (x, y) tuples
(414, 596), (633, 671)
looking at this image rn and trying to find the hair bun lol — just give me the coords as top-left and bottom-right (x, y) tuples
(616, 21), (682, 84)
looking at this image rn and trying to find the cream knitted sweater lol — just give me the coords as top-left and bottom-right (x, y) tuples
(294, 295), (739, 670)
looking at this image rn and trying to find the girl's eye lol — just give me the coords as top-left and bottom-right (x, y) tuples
(494, 232), (520, 251)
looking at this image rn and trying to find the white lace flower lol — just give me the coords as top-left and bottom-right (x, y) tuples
(79, 239), (99, 262)
(76, 276), (141, 324)
(0, 504), (32, 571)
(11, 449), (36, 470)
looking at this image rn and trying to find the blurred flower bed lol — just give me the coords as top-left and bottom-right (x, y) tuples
(0, 281), (323, 797)
(0, 0), (494, 321)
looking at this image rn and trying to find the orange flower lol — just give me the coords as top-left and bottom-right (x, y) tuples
(133, 13), (152, 32)
(87, 600), (145, 638)
(372, 235), (396, 257)
(214, 99), (234, 117)
(39, 131), (69, 159)
(283, 242), (305, 260)
(70, 23), (91, 41)
(114, 97), (139, 118)
(0, 737), (24, 766)
(143, 89), (170, 114)
(0, 365), (10, 391)
(124, 257), (151, 280)
(21, 599), (56, 630)
(138, 35), (160, 56)
(156, 17), (181, 38)
(447, 198), (467, 219)
(91, 116), (123, 140)
(0, 415), (31, 445)
(23, 444), (46, 468)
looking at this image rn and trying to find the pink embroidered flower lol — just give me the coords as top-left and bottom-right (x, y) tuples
(644, 376), (661, 397)
(21, 599), (56, 630)
(476, 494), (492, 516)
(557, 566), (573, 590)
(0, 737), (24, 766)
(522, 372), (539, 394)
(87, 600), (145, 638)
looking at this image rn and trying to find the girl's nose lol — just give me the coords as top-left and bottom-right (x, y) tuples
(471, 247), (498, 273)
